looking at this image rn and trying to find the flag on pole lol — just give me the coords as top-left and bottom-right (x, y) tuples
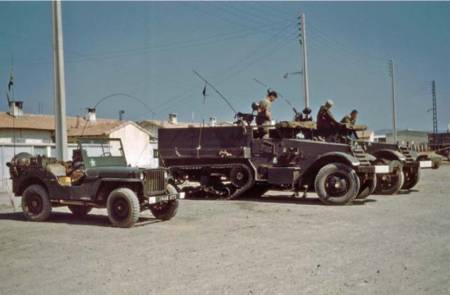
(8, 72), (14, 92)
(202, 84), (207, 104)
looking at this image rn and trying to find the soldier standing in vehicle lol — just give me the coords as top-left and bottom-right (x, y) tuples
(316, 99), (343, 140)
(255, 90), (278, 138)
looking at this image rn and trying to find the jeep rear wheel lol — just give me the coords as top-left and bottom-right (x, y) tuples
(68, 205), (92, 217)
(149, 184), (178, 220)
(21, 184), (52, 221)
(315, 163), (360, 205)
(107, 188), (140, 228)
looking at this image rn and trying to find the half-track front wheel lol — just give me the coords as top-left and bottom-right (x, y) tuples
(68, 205), (92, 217)
(357, 176), (377, 199)
(107, 188), (140, 228)
(314, 163), (360, 205)
(375, 160), (404, 195)
(149, 184), (179, 221)
(21, 184), (52, 221)
(402, 167), (420, 190)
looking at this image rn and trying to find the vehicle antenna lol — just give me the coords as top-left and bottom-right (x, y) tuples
(193, 70), (237, 114)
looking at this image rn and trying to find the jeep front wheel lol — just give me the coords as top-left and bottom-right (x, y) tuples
(21, 184), (52, 221)
(106, 188), (140, 228)
(149, 184), (179, 220)
(315, 163), (360, 205)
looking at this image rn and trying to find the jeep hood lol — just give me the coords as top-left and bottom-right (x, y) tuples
(85, 166), (141, 179)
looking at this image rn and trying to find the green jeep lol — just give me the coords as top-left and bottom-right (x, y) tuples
(7, 138), (183, 228)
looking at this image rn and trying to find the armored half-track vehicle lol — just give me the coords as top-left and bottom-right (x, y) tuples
(158, 124), (390, 205)
(318, 122), (434, 194)
(7, 138), (183, 228)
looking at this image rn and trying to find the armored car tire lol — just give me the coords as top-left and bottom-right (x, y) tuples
(314, 163), (360, 205)
(357, 176), (377, 199)
(375, 160), (405, 195)
(149, 184), (179, 221)
(107, 188), (140, 228)
(68, 205), (93, 217)
(402, 168), (420, 190)
(21, 184), (52, 221)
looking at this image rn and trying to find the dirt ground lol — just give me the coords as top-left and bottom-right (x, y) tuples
(0, 165), (449, 295)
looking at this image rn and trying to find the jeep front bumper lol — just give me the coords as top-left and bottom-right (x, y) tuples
(148, 192), (185, 205)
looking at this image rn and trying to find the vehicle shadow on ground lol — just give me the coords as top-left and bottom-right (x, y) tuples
(186, 195), (377, 206)
(398, 189), (419, 195)
(0, 211), (160, 228)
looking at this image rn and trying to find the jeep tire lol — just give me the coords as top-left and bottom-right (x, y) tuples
(21, 184), (52, 221)
(149, 184), (179, 220)
(107, 188), (140, 228)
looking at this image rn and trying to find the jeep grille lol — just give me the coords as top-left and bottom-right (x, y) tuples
(144, 169), (167, 195)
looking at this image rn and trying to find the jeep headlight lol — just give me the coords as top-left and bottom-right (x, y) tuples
(139, 172), (145, 180)
(164, 171), (168, 179)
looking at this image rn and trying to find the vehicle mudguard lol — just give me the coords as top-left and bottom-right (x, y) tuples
(372, 149), (406, 162)
(315, 152), (361, 167)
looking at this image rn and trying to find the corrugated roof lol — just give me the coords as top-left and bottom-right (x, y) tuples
(0, 112), (147, 137)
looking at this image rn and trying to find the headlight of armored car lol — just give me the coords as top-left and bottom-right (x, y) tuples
(139, 171), (145, 180)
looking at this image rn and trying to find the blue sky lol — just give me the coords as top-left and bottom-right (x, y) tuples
(0, 1), (449, 131)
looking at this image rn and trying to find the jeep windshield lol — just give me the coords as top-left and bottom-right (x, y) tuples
(78, 139), (127, 168)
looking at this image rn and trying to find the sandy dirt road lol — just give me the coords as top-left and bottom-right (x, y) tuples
(0, 166), (449, 295)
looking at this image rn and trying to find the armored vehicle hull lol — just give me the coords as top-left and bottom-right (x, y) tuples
(159, 126), (387, 205)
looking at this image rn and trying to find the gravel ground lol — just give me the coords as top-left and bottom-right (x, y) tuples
(0, 165), (449, 295)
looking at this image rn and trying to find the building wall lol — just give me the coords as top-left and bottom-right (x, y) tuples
(0, 129), (53, 144)
(109, 124), (154, 168)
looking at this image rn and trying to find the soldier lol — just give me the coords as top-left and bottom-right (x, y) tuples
(341, 109), (359, 140)
(255, 90), (278, 138)
(295, 107), (313, 122)
(341, 109), (358, 125)
(316, 100), (344, 140)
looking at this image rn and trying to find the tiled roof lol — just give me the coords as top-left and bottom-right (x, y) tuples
(0, 112), (141, 137)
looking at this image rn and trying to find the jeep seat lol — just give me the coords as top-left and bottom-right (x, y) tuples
(46, 163), (67, 177)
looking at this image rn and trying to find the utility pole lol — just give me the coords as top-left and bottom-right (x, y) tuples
(52, 0), (68, 161)
(119, 110), (125, 121)
(432, 80), (438, 134)
(298, 13), (310, 109)
(388, 59), (397, 143)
